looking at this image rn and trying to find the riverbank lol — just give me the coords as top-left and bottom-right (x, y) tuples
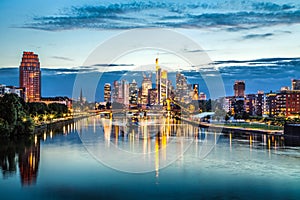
(34, 114), (94, 133)
(180, 117), (284, 135)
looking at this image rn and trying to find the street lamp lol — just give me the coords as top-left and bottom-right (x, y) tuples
(34, 116), (39, 123)
(50, 114), (54, 121)
(43, 114), (47, 122)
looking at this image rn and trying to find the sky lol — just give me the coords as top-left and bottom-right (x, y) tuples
(0, 0), (300, 68)
(0, 0), (300, 100)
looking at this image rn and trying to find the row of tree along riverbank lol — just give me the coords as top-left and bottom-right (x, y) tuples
(0, 94), (70, 138)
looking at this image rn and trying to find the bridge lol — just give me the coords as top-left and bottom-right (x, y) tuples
(192, 112), (215, 119)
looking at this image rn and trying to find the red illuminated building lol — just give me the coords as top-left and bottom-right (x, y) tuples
(19, 51), (41, 102)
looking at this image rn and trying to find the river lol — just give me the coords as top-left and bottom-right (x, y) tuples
(0, 115), (299, 199)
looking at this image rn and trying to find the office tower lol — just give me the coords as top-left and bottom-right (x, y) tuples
(233, 81), (245, 97)
(160, 70), (168, 104)
(148, 89), (158, 105)
(292, 79), (300, 90)
(167, 80), (175, 100)
(104, 83), (111, 102)
(175, 72), (189, 102)
(121, 80), (129, 105)
(141, 74), (152, 105)
(113, 80), (129, 105)
(192, 84), (199, 100)
(156, 58), (161, 104)
(19, 51), (41, 102)
(113, 81), (119, 103)
(129, 79), (138, 105)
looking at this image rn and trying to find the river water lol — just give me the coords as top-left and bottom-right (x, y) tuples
(0, 115), (300, 199)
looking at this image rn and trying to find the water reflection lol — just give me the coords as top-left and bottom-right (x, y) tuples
(1, 115), (300, 187)
(77, 115), (300, 174)
(0, 137), (40, 186)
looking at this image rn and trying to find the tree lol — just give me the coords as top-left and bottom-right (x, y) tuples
(48, 103), (68, 115)
(214, 109), (227, 121)
(0, 94), (34, 137)
(27, 102), (48, 115)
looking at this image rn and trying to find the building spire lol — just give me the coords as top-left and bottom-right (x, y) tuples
(155, 55), (160, 71)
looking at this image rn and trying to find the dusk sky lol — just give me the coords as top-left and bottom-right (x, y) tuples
(0, 0), (300, 69)
(1, 0), (300, 100)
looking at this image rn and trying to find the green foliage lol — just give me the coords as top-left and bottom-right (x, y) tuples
(214, 109), (227, 121)
(48, 103), (68, 115)
(0, 94), (34, 137)
(27, 102), (49, 115)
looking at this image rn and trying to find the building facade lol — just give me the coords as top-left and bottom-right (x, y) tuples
(141, 74), (152, 105)
(129, 80), (138, 106)
(104, 83), (111, 103)
(0, 84), (25, 99)
(234, 81), (245, 97)
(19, 51), (41, 102)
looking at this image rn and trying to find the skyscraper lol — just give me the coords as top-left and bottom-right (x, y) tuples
(142, 74), (152, 105)
(19, 51), (41, 102)
(104, 83), (111, 102)
(148, 89), (158, 105)
(175, 72), (189, 102)
(129, 80), (138, 106)
(155, 58), (161, 104)
(113, 80), (129, 105)
(160, 70), (168, 104)
(234, 81), (245, 97)
(192, 84), (199, 100)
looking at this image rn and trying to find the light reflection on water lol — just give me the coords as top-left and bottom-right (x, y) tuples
(0, 115), (300, 199)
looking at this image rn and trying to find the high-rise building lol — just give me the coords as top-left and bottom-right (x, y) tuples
(192, 84), (199, 100)
(104, 83), (111, 102)
(19, 51), (41, 102)
(292, 79), (300, 90)
(175, 72), (189, 102)
(148, 89), (158, 105)
(234, 81), (245, 98)
(121, 80), (129, 105)
(141, 74), (152, 105)
(155, 58), (161, 104)
(160, 70), (168, 104)
(113, 81), (119, 103)
(113, 80), (129, 105)
(129, 79), (138, 106)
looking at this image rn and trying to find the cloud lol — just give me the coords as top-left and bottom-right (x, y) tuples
(213, 57), (300, 68)
(18, 1), (300, 31)
(242, 33), (274, 40)
(92, 63), (134, 67)
(184, 49), (212, 53)
(51, 56), (74, 61)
